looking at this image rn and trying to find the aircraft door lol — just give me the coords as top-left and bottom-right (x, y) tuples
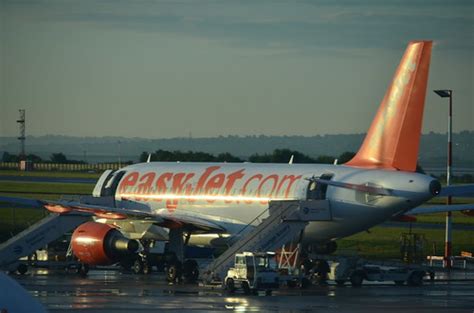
(307, 173), (333, 200)
(246, 256), (255, 282)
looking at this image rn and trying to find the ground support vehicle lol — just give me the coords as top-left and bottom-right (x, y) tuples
(224, 252), (279, 295)
(14, 250), (83, 275)
(277, 268), (312, 289)
(326, 256), (428, 287)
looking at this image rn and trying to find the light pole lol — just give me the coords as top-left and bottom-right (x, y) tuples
(433, 89), (453, 269)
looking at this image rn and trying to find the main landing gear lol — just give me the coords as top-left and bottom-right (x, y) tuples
(119, 249), (199, 283)
(164, 259), (199, 283)
(121, 228), (200, 284)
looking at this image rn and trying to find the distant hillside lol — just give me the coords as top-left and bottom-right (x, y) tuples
(0, 131), (473, 173)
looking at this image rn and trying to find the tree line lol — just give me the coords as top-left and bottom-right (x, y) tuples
(3, 149), (454, 180)
(139, 149), (431, 176)
(2, 152), (85, 164)
(139, 149), (356, 164)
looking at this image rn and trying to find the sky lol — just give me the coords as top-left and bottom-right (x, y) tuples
(0, 0), (473, 138)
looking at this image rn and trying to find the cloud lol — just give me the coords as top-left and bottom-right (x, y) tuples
(3, 0), (473, 53)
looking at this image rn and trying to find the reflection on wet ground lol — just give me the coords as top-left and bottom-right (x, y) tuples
(13, 269), (474, 313)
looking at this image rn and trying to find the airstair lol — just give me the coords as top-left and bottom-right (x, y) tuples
(201, 199), (332, 282)
(0, 213), (90, 271)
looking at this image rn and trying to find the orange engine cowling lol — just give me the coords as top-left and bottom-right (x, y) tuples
(71, 221), (139, 265)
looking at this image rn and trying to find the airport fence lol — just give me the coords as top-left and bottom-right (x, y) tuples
(0, 162), (122, 172)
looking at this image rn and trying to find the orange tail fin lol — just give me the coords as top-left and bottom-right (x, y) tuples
(345, 41), (432, 172)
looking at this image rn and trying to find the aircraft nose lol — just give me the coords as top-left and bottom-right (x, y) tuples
(429, 179), (441, 196)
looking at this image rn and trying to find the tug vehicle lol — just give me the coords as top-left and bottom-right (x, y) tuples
(224, 252), (279, 295)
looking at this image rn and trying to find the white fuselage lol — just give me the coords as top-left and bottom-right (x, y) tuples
(101, 162), (437, 244)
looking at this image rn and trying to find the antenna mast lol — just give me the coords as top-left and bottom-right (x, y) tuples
(17, 109), (26, 160)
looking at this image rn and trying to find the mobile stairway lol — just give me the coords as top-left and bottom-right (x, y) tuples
(0, 213), (90, 272)
(201, 199), (332, 282)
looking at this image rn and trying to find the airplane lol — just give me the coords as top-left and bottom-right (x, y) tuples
(1, 40), (473, 281)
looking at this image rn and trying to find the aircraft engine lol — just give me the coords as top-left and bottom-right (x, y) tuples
(71, 221), (139, 265)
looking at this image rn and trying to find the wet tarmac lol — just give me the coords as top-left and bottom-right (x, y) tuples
(12, 269), (474, 313)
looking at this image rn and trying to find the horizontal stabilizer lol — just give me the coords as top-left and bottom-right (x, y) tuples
(408, 204), (474, 215)
(439, 184), (474, 198)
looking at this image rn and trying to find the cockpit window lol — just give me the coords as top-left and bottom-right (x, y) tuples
(101, 171), (126, 197)
(104, 171), (118, 189)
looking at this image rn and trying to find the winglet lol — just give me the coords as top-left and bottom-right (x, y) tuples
(345, 41), (432, 172)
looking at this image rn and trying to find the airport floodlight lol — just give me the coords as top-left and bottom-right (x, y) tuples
(434, 89), (453, 269)
(433, 89), (451, 98)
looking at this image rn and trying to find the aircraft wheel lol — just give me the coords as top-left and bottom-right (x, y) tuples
(142, 262), (151, 275)
(183, 259), (199, 283)
(429, 272), (435, 281)
(167, 261), (182, 283)
(407, 271), (424, 286)
(77, 263), (89, 276)
(17, 263), (28, 275)
(225, 278), (236, 293)
(242, 281), (251, 295)
(300, 277), (311, 289)
(350, 271), (364, 287)
(132, 259), (144, 274)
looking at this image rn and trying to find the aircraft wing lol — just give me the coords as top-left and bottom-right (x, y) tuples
(0, 195), (152, 219)
(407, 204), (474, 215)
(0, 196), (43, 208)
(153, 209), (246, 233)
(0, 195), (241, 233)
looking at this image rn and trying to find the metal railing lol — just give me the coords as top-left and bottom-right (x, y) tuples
(0, 162), (122, 172)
